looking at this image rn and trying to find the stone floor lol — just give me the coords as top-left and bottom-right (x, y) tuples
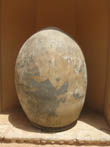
(0, 108), (110, 146)
(0, 143), (110, 147)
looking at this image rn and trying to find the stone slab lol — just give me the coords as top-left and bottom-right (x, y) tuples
(0, 143), (109, 147)
(0, 109), (110, 145)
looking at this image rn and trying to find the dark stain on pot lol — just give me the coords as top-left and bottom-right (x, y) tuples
(79, 61), (85, 73)
(56, 77), (60, 82)
(57, 82), (68, 95)
(25, 66), (40, 77)
(79, 61), (87, 87)
(73, 91), (84, 99)
(19, 73), (68, 118)
(32, 66), (40, 76)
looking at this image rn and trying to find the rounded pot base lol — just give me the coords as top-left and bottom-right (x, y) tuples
(31, 120), (77, 132)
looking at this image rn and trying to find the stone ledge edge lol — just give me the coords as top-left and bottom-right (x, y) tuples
(0, 138), (110, 146)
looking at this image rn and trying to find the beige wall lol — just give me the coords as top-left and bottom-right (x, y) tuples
(0, 0), (2, 112)
(35, 0), (76, 38)
(75, 0), (108, 112)
(0, 0), (109, 114)
(0, 0), (36, 111)
(35, 0), (109, 113)
(0, 0), (77, 112)
(105, 0), (110, 125)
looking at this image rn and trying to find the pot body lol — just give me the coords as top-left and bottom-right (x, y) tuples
(15, 28), (87, 130)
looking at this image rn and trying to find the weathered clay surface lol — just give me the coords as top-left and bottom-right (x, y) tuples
(15, 28), (87, 128)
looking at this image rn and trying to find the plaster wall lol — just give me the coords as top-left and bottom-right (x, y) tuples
(0, 0), (36, 111)
(35, 0), (76, 38)
(105, 0), (110, 125)
(0, 0), (109, 114)
(75, 0), (108, 112)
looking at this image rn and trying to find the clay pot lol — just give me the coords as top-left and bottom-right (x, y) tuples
(15, 27), (87, 131)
